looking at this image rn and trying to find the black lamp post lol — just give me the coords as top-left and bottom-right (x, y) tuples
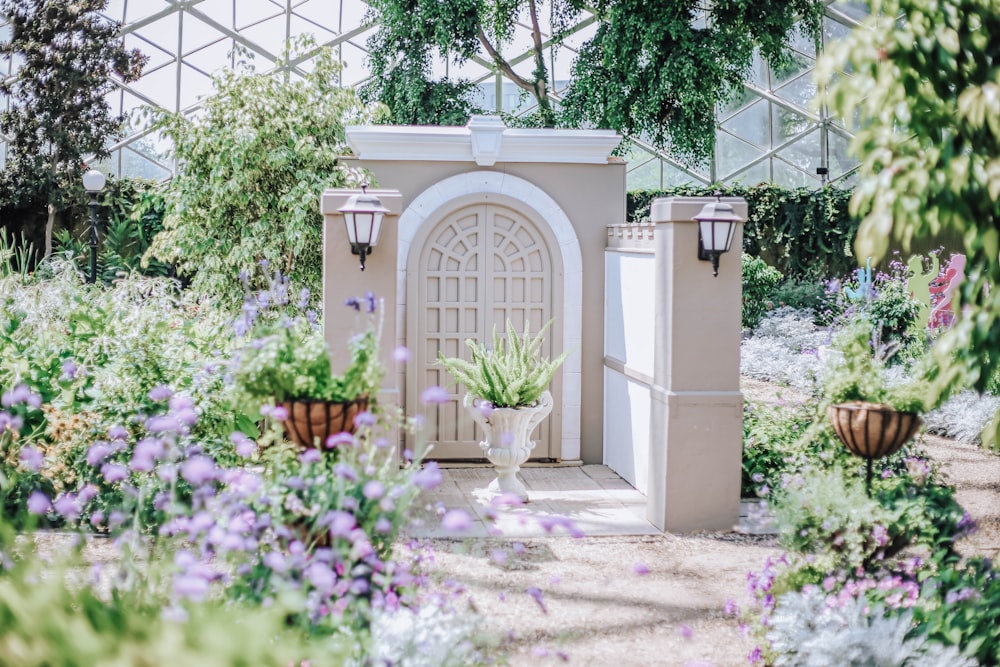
(693, 191), (741, 277)
(82, 169), (106, 284)
(338, 185), (389, 271)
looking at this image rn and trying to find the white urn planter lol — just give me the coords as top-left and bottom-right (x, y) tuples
(464, 391), (554, 502)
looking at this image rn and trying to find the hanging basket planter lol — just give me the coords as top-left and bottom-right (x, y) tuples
(827, 401), (923, 460)
(280, 397), (369, 449)
(827, 401), (923, 495)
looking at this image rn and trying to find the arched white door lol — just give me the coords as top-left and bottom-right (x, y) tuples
(407, 202), (563, 460)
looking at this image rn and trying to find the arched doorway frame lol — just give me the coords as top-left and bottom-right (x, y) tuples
(396, 171), (583, 461)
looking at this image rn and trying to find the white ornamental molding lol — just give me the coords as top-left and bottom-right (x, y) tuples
(346, 115), (622, 166)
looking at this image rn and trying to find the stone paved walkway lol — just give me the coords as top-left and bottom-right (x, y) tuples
(406, 464), (775, 539)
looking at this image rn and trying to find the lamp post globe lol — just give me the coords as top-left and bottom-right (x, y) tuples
(83, 169), (106, 284)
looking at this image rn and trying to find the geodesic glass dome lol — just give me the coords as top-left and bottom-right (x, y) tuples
(0, 0), (868, 189)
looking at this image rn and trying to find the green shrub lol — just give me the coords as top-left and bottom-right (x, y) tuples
(438, 319), (568, 408)
(628, 184), (859, 281)
(742, 253), (782, 329)
(146, 39), (384, 305)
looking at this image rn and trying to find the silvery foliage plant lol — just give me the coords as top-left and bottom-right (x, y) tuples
(742, 306), (1000, 444)
(740, 307), (827, 392)
(924, 390), (1000, 444)
(370, 599), (487, 667)
(767, 586), (974, 667)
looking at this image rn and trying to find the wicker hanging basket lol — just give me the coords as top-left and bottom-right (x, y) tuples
(827, 401), (922, 460)
(280, 397), (369, 449)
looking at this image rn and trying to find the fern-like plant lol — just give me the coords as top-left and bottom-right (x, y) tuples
(438, 320), (568, 408)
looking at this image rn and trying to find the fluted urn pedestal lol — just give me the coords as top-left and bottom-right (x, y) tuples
(465, 391), (553, 503)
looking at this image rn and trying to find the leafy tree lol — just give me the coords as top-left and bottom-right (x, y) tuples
(145, 42), (384, 305)
(362, 0), (824, 164)
(562, 0), (824, 165)
(817, 0), (1000, 441)
(0, 0), (146, 257)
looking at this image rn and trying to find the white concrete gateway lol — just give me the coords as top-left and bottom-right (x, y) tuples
(320, 117), (745, 532)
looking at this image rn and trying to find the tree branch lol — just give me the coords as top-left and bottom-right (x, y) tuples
(477, 28), (535, 96)
(526, 0), (548, 101)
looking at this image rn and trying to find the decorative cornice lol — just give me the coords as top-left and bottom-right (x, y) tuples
(346, 115), (622, 166)
(606, 223), (656, 251)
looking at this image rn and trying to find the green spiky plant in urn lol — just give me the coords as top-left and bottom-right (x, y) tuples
(439, 320), (568, 501)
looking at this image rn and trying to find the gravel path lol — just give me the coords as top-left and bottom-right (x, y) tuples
(421, 378), (1000, 666)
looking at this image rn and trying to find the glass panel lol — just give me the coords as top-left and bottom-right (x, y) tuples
(771, 158), (817, 188)
(774, 74), (817, 109)
(662, 162), (702, 187)
(626, 156), (662, 191)
(725, 161), (770, 186)
(772, 104), (815, 144)
(827, 130), (858, 178)
(775, 127), (821, 172)
(721, 99), (769, 149)
(715, 132), (764, 179)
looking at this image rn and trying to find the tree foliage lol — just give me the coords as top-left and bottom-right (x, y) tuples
(363, 0), (824, 163)
(817, 0), (1000, 438)
(145, 42), (383, 305)
(562, 0), (824, 165)
(0, 0), (146, 256)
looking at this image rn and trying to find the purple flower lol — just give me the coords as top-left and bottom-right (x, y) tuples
(413, 462), (442, 490)
(271, 405), (289, 421)
(263, 552), (287, 573)
(181, 455), (217, 486)
(363, 480), (385, 500)
(107, 425), (128, 441)
(77, 484), (98, 505)
(633, 561), (650, 576)
(306, 563), (336, 594)
(364, 291), (377, 314)
(1, 384), (30, 407)
(146, 416), (180, 434)
(956, 511), (978, 537)
(873, 524), (890, 547)
(173, 573), (210, 602)
(677, 624), (693, 640)
(53, 494), (80, 521)
(298, 449), (321, 464)
(724, 598), (739, 616)
(326, 432), (355, 449)
(230, 432), (256, 458)
(441, 509), (473, 532)
(334, 463), (358, 481)
(392, 346), (411, 363)
(420, 385), (450, 405)
(326, 511), (356, 538)
(60, 359), (78, 381)
(748, 646), (763, 664)
(375, 517), (392, 533)
(354, 411), (377, 428)
(149, 385), (173, 402)
(344, 296), (361, 312)
(100, 463), (129, 483)
(19, 445), (43, 472)
(27, 491), (51, 515)
(297, 287), (310, 309)
(525, 586), (548, 614)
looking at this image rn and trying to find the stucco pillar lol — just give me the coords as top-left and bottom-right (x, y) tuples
(646, 196), (746, 533)
(320, 189), (403, 401)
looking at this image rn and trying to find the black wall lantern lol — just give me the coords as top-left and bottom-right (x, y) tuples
(338, 185), (390, 271)
(693, 192), (741, 277)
